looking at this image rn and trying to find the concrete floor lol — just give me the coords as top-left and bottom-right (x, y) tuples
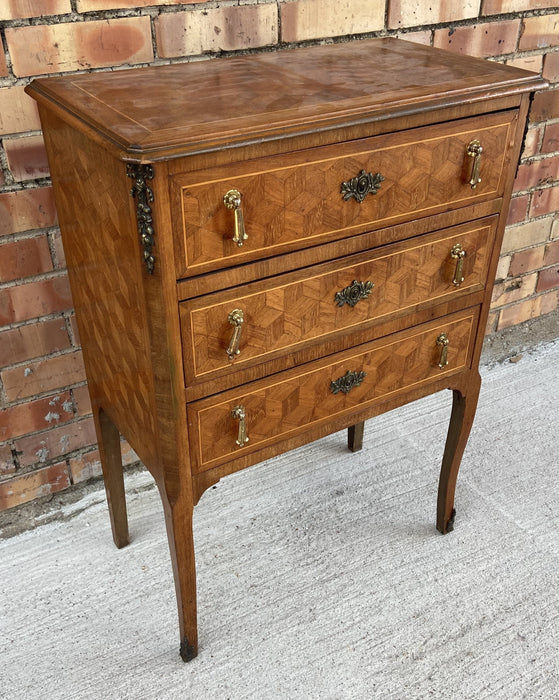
(1, 336), (559, 699)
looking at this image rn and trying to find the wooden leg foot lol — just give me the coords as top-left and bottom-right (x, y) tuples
(348, 421), (365, 452)
(95, 407), (129, 548)
(437, 372), (481, 534)
(180, 635), (197, 662)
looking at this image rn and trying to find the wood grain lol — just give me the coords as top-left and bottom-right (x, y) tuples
(172, 112), (514, 277)
(181, 219), (496, 384)
(188, 310), (476, 473)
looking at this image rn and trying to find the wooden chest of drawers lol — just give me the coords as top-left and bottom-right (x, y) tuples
(27, 38), (545, 661)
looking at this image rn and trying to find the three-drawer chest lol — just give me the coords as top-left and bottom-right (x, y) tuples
(27, 38), (545, 661)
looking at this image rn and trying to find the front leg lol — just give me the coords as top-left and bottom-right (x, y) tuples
(437, 371), (481, 534)
(159, 483), (198, 661)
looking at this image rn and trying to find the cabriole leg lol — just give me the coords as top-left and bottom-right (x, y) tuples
(95, 407), (129, 549)
(437, 372), (481, 534)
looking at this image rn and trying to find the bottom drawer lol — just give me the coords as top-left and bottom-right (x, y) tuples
(187, 309), (477, 473)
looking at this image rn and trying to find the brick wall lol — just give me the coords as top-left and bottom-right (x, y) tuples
(1, 1), (558, 511)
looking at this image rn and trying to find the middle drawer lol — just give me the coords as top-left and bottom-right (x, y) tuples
(180, 217), (496, 386)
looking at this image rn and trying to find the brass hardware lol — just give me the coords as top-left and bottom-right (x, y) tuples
(226, 309), (244, 360)
(223, 189), (248, 247)
(335, 280), (374, 308)
(341, 170), (384, 203)
(127, 164), (155, 274)
(466, 140), (483, 189)
(436, 333), (449, 369)
(450, 244), (466, 286)
(231, 405), (249, 446)
(330, 369), (367, 395)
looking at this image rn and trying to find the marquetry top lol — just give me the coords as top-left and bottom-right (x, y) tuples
(26, 38), (545, 161)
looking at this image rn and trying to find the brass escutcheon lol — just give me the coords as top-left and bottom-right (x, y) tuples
(335, 280), (374, 308)
(330, 369), (367, 395)
(341, 170), (384, 203)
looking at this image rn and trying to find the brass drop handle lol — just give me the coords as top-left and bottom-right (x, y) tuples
(436, 333), (450, 369)
(450, 244), (466, 287)
(231, 405), (249, 446)
(466, 140), (483, 189)
(226, 309), (244, 360)
(223, 189), (248, 247)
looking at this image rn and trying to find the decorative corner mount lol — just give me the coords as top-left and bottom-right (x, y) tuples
(127, 163), (155, 274)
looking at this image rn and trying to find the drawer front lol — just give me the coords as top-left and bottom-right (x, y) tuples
(172, 111), (516, 277)
(187, 311), (476, 473)
(180, 219), (495, 384)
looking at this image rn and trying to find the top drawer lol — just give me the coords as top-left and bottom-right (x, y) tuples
(171, 111), (517, 278)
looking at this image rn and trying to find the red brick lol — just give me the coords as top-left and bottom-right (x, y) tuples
(514, 155), (559, 191)
(0, 0), (71, 20)
(69, 438), (139, 484)
(51, 230), (66, 269)
(529, 185), (559, 217)
(543, 52), (559, 82)
(508, 245), (546, 277)
(544, 239), (559, 266)
(0, 47), (7, 78)
(77, 0), (193, 8)
(497, 290), (558, 329)
(542, 123), (559, 154)
(519, 14), (559, 51)
(537, 266), (559, 292)
(69, 448), (101, 483)
(0, 86), (41, 135)
(156, 5), (278, 57)
(0, 461), (70, 510)
(522, 127), (542, 159)
(485, 310), (499, 335)
(1, 350), (86, 401)
(396, 31), (432, 47)
(0, 319), (70, 367)
(73, 385), (92, 416)
(279, 0), (382, 43)
(0, 236), (53, 283)
(491, 273), (537, 307)
(530, 88), (559, 123)
(506, 194), (529, 225)
(0, 187), (57, 237)
(388, 1), (479, 29)
(501, 217), (552, 254)
(505, 55), (543, 74)
(483, 0), (558, 12)
(433, 20), (520, 58)
(15, 416), (97, 467)
(70, 314), (80, 346)
(0, 275), (73, 326)
(6, 17), (153, 78)
(0, 392), (73, 442)
(4, 135), (49, 182)
(0, 444), (15, 475)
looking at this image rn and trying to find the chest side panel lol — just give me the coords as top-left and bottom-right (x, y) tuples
(39, 109), (158, 469)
